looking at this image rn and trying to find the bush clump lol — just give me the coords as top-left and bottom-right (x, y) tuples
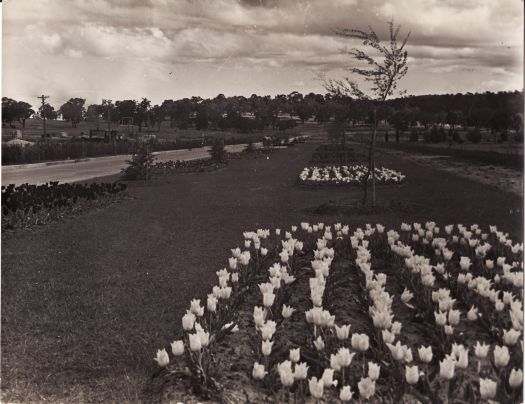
(409, 130), (419, 142)
(466, 129), (482, 144)
(121, 142), (156, 180)
(210, 139), (226, 163)
(424, 126), (445, 143)
(452, 131), (463, 144)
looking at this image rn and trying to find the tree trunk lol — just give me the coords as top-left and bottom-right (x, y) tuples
(395, 129), (400, 143)
(362, 109), (377, 206)
(371, 109), (377, 208)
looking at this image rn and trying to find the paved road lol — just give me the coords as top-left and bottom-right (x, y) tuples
(1, 144), (247, 186)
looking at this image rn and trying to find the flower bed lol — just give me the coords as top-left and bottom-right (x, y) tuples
(298, 165), (406, 186)
(1, 182), (127, 231)
(151, 158), (227, 175)
(151, 222), (524, 403)
(310, 145), (359, 165)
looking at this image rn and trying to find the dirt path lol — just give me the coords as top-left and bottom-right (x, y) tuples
(375, 144), (523, 197)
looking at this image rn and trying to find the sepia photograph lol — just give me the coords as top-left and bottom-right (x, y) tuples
(1, 0), (524, 402)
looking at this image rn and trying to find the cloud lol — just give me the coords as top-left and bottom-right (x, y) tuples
(2, 0), (523, 106)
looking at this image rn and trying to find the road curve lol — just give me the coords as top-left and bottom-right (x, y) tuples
(1, 144), (247, 186)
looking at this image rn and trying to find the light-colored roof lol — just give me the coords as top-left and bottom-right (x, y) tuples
(5, 138), (35, 146)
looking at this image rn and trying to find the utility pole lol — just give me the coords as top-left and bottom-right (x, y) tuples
(37, 94), (49, 138)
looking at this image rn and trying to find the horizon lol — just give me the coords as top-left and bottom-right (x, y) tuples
(3, 0), (524, 110)
(5, 89), (525, 113)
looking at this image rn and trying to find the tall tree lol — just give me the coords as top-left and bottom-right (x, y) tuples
(39, 103), (58, 120)
(136, 98), (151, 132)
(15, 101), (35, 128)
(59, 98), (86, 127)
(325, 19), (410, 206)
(2, 98), (34, 128)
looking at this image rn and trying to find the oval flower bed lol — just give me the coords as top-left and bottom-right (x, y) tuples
(151, 222), (523, 403)
(298, 165), (406, 186)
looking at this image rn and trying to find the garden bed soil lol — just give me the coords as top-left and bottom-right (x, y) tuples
(146, 225), (522, 403)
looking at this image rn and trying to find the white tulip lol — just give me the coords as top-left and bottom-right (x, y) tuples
(252, 362), (267, 380)
(479, 378), (497, 399)
(171, 340), (184, 356)
(509, 368), (523, 388)
(154, 348), (169, 367)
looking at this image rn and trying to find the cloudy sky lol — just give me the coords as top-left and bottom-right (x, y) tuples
(2, 0), (523, 109)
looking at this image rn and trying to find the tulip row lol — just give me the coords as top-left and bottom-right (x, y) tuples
(388, 222), (523, 401)
(298, 165), (405, 185)
(153, 221), (523, 403)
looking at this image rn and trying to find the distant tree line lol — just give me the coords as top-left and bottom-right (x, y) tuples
(2, 90), (523, 135)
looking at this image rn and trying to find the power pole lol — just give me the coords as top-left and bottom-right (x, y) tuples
(37, 94), (50, 138)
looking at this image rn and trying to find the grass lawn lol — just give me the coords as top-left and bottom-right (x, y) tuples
(1, 140), (522, 402)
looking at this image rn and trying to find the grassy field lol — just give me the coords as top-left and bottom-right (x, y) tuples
(2, 118), (312, 143)
(1, 139), (523, 402)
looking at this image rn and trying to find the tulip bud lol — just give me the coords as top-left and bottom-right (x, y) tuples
(368, 362), (380, 381)
(494, 345), (510, 367)
(340, 385), (353, 402)
(321, 368), (337, 387)
(261, 340), (273, 356)
(358, 377), (376, 400)
(282, 304), (296, 319)
(277, 360), (295, 387)
(418, 346), (433, 363)
(188, 333), (202, 352)
(351, 333), (369, 352)
(263, 291), (275, 308)
(479, 378), (497, 399)
(260, 247), (268, 256)
(405, 365), (421, 385)
(503, 328), (521, 346)
(308, 377), (324, 399)
(474, 341), (490, 359)
(335, 324), (351, 340)
(509, 368), (523, 388)
(154, 348), (169, 367)
(382, 329), (395, 344)
(260, 320), (276, 340)
(391, 321), (402, 335)
(448, 309), (461, 326)
(456, 349), (468, 369)
(313, 336), (325, 351)
(330, 354), (341, 371)
(293, 362), (309, 380)
(435, 311), (447, 327)
(467, 305), (478, 321)
(207, 295), (218, 312)
(252, 362), (267, 380)
(182, 311), (196, 331)
(439, 358), (455, 380)
(289, 348), (300, 363)
(336, 348), (355, 368)
(171, 340), (184, 356)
